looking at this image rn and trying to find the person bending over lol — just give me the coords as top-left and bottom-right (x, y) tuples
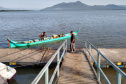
(39, 32), (47, 41)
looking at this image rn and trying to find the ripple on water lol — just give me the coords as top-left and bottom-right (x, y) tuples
(0, 10), (126, 48)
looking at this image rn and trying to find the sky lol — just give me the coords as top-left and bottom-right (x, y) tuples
(0, 0), (126, 10)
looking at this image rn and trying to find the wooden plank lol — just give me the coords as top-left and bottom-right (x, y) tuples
(0, 49), (44, 62)
(0, 48), (126, 66)
(0, 49), (57, 65)
(14, 50), (44, 62)
(58, 50), (97, 84)
(41, 50), (57, 62)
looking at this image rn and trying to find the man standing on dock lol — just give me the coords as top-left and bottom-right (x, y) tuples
(70, 31), (75, 52)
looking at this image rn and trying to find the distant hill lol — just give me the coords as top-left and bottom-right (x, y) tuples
(41, 1), (126, 11)
(0, 6), (10, 10)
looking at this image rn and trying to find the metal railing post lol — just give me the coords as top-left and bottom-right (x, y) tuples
(66, 40), (67, 52)
(117, 72), (121, 84)
(85, 41), (87, 52)
(45, 67), (49, 84)
(85, 40), (126, 84)
(57, 51), (60, 77)
(63, 44), (65, 59)
(85, 41), (87, 48)
(97, 53), (101, 82)
(89, 45), (91, 62)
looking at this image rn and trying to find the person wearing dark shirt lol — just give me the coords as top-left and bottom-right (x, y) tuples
(70, 31), (75, 52)
(39, 32), (47, 41)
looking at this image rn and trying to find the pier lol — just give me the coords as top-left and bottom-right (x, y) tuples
(31, 40), (126, 84)
(85, 48), (126, 68)
(31, 40), (98, 84)
(1, 40), (126, 84)
(57, 50), (97, 84)
(0, 48), (126, 67)
(0, 48), (56, 67)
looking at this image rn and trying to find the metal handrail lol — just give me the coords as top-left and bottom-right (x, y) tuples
(85, 40), (126, 84)
(31, 39), (67, 84)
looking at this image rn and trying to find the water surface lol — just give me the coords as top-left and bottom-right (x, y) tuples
(0, 10), (126, 48)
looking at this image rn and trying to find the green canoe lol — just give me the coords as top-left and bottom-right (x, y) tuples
(7, 30), (79, 48)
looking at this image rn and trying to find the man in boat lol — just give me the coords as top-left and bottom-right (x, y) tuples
(70, 31), (75, 52)
(39, 32), (47, 41)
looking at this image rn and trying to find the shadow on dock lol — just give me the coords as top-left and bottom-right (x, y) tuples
(58, 49), (98, 84)
(0, 48), (57, 67)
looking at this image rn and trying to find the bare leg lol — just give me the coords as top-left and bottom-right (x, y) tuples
(42, 37), (44, 40)
(40, 37), (44, 41)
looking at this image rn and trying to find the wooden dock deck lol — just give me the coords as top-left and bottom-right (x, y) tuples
(85, 48), (126, 66)
(58, 50), (98, 84)
(0, 48), (56, 66)
(0, 48), (126, 67)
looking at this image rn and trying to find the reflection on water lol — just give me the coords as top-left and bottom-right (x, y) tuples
(9, 67), (42, 84)
(97, 68), (126, 84)
(9, 67), (126, 84)
(9, 67), (55, 84)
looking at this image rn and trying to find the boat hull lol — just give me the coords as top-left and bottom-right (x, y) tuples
(8, 30), (79, 48)
(7, 74), (16, 82)
(0, 62), (16, 82)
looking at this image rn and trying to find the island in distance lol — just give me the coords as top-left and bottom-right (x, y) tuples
(41, 1), (126, 11)
(0, 6), (32, 11)
(0, 6), (10, 10)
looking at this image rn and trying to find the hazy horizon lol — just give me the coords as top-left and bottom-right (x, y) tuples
(0, 0), (126, 10)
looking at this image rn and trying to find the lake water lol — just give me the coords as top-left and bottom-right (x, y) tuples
(9, 67), (55, 84)
(100, 68), (126, 84)
(0, 10), (126, 84)
(0, 10), (126, 48)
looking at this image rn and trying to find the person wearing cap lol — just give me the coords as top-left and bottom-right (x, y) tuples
(70, 31), (75, 52)
(39, 32), (47, 41)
